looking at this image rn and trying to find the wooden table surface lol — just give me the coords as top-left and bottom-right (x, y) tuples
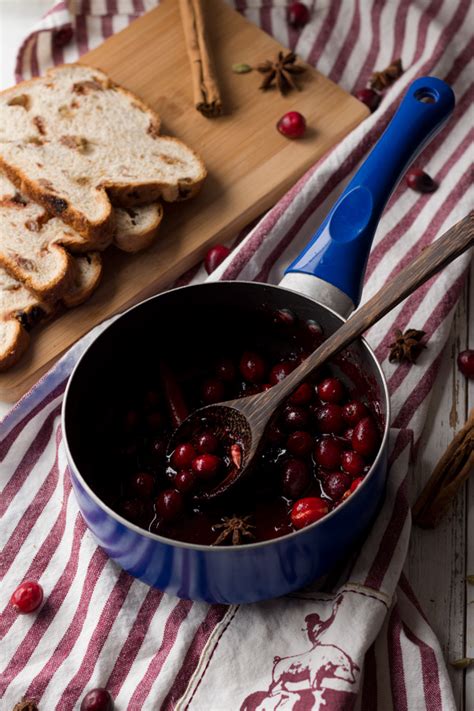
(1, 2), (473, 708)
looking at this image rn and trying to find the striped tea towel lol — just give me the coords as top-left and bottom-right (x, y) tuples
(1, 1), (473, 709)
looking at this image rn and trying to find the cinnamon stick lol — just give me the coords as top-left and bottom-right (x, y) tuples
(413, 409), (474, 528)
(179, 0), (223, 117)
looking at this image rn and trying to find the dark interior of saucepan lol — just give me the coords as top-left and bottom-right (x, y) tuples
(65, 282), (386, 546)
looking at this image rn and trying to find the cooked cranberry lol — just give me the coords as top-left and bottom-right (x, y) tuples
(341, 450), (366, 477)
(196, 432), (219, 454)
(130, 472), (155, 498)
(277, 111), (306, 139)
(281, 459), (310, 499)
(457, 349), (474, 378)
(317, 377), (344, 403)
(282, 405), (309, 431)
(405, 168), (438, 193)
(355, 88), (381, 112)
(123, 409), (139, 432)
(269, 361), (296, 385)
(267, 422), (286, 444)
(204, 244), (231, 274)
(155, 489), (184, 521)
(192, 454), (222, 480)
(240, 351), (266, 383)
(273, 308), (295, 326)
(146, 411), (163, 431)
(352, 417), (379, 457)
(314, 437), (343, 469)
(288, 2), (310, 28)
(201, 378), (225, 404)
(290, 382), (313, 405)
(291, 497), (329, 529)
(343, 427), (354, 442)
(323, 471), (351, 501)
(350, 476), (364, 493)
(216, 358), (236, 382)
(10, 581), (43, 614)
(171, 443), (196, 470)
(286, 430), (313, 456)
(121, 499), (144, 522)
(80, 688), (114, 711)
(315, 404), (344, 434)
(175, 469), (197, 494)
(150, 436), (167, 461)
(342, 400), (368, 425)
(261, 383), (273, 392)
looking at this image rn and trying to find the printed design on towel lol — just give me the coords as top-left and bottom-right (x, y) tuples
(241, 595), (359, 710)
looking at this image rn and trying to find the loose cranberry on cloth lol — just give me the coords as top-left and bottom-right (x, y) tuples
(1, 1), (471, 709)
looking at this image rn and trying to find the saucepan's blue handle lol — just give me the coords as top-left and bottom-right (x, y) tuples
(283, 77), (455, 310)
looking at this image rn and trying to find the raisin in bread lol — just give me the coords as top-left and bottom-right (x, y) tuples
(0, 252), (102, 370)
(0, 174), (162, 299)
(0, 64), (206, 242)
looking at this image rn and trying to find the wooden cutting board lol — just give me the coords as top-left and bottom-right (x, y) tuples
(0, 0), (368, 401)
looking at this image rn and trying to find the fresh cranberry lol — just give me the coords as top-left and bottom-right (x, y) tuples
(290, 382), (313, 405)
(130, 472), (155, 498)
(53, 25), (74, 49)
(405, 168), (438, 193)
(457, 349), (474, 378)
(341, 450), (366, 477)
(277, 111), (306, 139)
(240, 351), (266, 383)
(281, 459), (310, 499)
(146, 411), (163, 431)
(342, 400), (368, 425)
(204, 244), (231, 274)
(317, 377), (344, 404)
(171, 443), (196, 470)
(80, 688), (114, 711)
(315, 404), (344, 434)
(121, 499), (144, 522)
(192, 454), (222, 480)
(196, 432), (219, 454)
(155, 489), (184, 521)
(10, 581), (43, 614)
(201, 378), (225, 404)
(273, 308), (295, 326)
(288, 2), (310, 28)
(286, 430), (313, 456)
(323, 471), (351, 501)
(355, 88), (381, 112)
(216, 358), (236, 382)
(175, 469), (197, 494)
(282, 405), (309, 431)
(269, 361), (296, 385)
(314, 437), (343, 469)
(352, 417), (379, 457)
(291, 497), (329, 529)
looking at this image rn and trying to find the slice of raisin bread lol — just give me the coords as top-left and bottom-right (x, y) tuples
(0, 64), (206, 242)
(0, 174), (162, 299)
(0, 252), (102, 370)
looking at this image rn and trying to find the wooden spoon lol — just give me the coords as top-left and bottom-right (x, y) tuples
(168, 213), (473, 500)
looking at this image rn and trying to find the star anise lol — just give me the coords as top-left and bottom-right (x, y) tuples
(212, 515), (256, 546)
(389, 328), (426, 363)
(257, 51), (306, 95)
(369, 58), (404, 91)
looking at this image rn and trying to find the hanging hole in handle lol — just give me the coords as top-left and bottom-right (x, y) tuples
(414, 87), (439, 104)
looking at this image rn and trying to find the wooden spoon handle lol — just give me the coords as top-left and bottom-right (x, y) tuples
(253, 212), (474, 414)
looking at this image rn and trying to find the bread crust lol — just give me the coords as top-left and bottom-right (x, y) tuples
(0, 320), (30, 371)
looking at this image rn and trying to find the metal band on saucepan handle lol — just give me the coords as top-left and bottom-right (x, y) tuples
(280, 77), (455, 317)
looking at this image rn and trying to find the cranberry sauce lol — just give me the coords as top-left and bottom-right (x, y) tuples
(85, 306), (382, 547)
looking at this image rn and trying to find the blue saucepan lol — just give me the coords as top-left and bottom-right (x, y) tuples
(62, 78), (454, 603)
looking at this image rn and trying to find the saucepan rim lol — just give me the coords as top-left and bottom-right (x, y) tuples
(62, 280), (391, 553)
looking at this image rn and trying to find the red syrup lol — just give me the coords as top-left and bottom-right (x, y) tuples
(91, 309), (382, 546)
